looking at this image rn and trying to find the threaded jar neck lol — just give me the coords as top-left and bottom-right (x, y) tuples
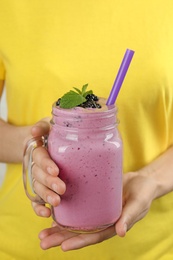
(51, 102), (118, 130)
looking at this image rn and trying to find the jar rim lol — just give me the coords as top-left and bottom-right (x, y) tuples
(52, 102), (117, 119)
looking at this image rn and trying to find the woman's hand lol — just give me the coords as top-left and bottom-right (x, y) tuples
(27, 118), (66, 218)
(38, 170), (157, 251)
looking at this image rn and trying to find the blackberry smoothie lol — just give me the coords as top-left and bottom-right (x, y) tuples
(48, 98), (122, 232)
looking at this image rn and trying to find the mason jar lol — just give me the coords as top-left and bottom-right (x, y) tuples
(48, 99), (123, 232)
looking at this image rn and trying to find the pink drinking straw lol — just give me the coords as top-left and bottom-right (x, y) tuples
(106, 49), (135, 105)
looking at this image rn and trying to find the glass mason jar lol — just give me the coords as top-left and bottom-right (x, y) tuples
(48, 100), (123, 232)
(23, 99), (123, 233)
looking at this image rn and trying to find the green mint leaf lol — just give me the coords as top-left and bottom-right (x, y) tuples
(73, 87), (82, 94)
(60, 90), (86, 109)
(58, 83), (94, 109)
(81, 84), (88, 95)
(83, 90), (93, 98)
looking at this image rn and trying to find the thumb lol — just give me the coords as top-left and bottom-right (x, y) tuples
(115, 198), (140, 237)
(31, 117), (51, 137)
(115, 196), (149, 238)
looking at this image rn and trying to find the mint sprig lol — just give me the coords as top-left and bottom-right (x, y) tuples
(59, 84), (93, 109)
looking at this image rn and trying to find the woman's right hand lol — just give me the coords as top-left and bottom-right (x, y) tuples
(38, 169), (157, 251)
(25, 118), (66, 218)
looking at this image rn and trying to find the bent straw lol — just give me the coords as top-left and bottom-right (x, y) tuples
(106, 49), (135, 105)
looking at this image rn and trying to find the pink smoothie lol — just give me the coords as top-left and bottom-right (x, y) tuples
(48, 98), (122, 232)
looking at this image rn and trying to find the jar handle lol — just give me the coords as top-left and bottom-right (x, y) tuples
(23, 136), (48, 204)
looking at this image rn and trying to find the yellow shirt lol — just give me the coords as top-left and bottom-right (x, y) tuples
(0, 1), (173, 259)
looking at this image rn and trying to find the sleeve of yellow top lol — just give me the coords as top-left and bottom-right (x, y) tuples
(0, 58), (5, 96)
(0, 58), (5, 80)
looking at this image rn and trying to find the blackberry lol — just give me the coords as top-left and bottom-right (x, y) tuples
(79, 101), (91, 108)
(85, 94), (98, 101)
(82, 93), (101, 108)
(56, 98), (61, 106)
(96, 103), (102, 109)
(79, 99), (101, 108)
(87, 101), (97, 108)
(93, 95), (99, 101)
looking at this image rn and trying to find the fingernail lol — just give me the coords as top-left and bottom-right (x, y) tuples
(47, 167), (54, 175)
(40, 210), (47, 217)
(47, 167), (59, 176)
(47, 196), (53, 205)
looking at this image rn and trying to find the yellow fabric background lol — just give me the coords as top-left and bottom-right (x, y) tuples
(0, 1), (173, 259)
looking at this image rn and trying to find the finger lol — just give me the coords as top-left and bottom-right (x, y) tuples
(52, 221), (57, 227)
(33, 146), (59, 177)
(61, 225), (116, 251)
(32, 178), (61, 207)
(32, 201), (51, 218)
(115, 196), (148, 237)
(39, 223), (63, 239)
(39, 225), (116, 251)
(39, 228), (78, 250)
(32, 163), (66, 195)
